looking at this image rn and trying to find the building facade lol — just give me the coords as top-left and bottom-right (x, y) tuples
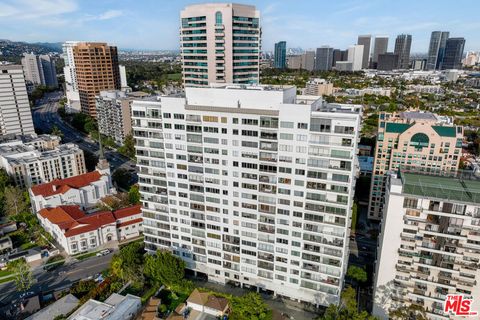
(426, 31), (450, 70)
(357, 35), (371, 69)
(38, 205), (142, 255)
(0, 65), (35, 136)
(368, 111), (463, 220)
(315, 46), (334, 71)
(132, 84), (361, 306)
(377, 53), (399, 71)
(96, 90), (133, 145)
(180, 3), (260, 87)
(302, 51), (315, 71)
(0, 135), (86, 188)
(347, 45), (364, 71)
(442, 38), (466, 70)
(274, 41), (287, 69)
(304, 78), (334, 96)
(72, 42), (121, 118)
(373, 170), (480, 319)
(394, 34), (412, 69)
(21, 53), (58, 88)
(372, 36), (389, 68)
(29, 168), (114, 213)
(63, 41), (81, 113)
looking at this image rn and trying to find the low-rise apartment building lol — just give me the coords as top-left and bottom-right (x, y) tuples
(132, 84), (361, 306)
(38, 204), (142, 255)
(373, 170), (480, 319)
(304, 78), (334, 96)
(0, 135), (86, 188)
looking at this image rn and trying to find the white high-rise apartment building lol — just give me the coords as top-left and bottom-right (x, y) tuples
(373, 170), (480, 319)
(347, 45), (364, 71)
(63, 41), (81, 113)
(132, 84), (361, 306)
(180, 3), (260, 87)
(0, 65), (35, 136)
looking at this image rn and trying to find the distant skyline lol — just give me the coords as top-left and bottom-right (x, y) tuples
(0, 0), (479, 52)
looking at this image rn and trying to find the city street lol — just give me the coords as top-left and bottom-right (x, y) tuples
(0, 254), (112, 314)
(31, 92), (138, 183)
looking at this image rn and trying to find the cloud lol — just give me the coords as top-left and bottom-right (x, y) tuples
(0, 0), (78, 19)
(97, 10), (123, 20)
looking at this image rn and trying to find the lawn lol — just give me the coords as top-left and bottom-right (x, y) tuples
(0, 269), (13, 278)
(158, 289), (189, 311)
(74, 251), (100, 261)
(0, 275), (15, 284)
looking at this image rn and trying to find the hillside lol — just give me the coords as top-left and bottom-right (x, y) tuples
(0, 39), (62, 63)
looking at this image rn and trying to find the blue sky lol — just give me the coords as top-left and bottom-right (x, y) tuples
(0, 0), (479, 52)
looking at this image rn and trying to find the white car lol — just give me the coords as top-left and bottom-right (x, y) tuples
(19, 291), (34, 299)
(96, 249), (112, 257)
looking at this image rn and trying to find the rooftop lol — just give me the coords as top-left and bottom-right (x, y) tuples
(400, 111), (437, 121)
(398, 170), (480, 204)
(30, 171), (103, 197)
(26, 294), (79, 320)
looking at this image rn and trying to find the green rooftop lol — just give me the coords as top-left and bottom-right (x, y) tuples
(431, 126), (457, 137)
(401, 172), (480, 204)
(385, 123), (412, 134)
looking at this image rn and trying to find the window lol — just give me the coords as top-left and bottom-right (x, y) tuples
(280, 121), (294, 128)
(298, 123), (308, 129)
(215, 11), (222, 25)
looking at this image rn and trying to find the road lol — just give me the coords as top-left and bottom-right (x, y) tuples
(32, 92), (138, 183)
(0, 254), (112, 314)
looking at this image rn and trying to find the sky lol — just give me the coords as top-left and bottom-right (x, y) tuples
(0, 0), (479, 52)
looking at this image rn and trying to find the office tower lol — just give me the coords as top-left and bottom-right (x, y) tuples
(315, 46), (334, 71)
(377, 53), (398, 71)
(426, 31), (449, 70)
(304, 78), (334, 96)
(394, 34), (412, 69)
(71, 42), (121, 118)
(287, 55), (302, 69)
(0, 134), (86, 188)
(302, 51), (315, 71)
(332, 49), (348, 68)
(357, 35), (371, 69)
(0, 65), (35, 136)
(442, 38), (466, 70)
(368, 111), (462, 220)
(347, 45), (364, 71)
(21, 53), (58, 88)
(274, 41), (287, 69)
(133, 84), (362, 306)
(334, 62), (353, 72)
(373, 170), (480, 319)
(180, 3), (260, 87)
(372, 36), (388, 68)
(96, 90), (133, 145)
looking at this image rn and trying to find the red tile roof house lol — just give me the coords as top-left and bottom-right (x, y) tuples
(37, 205), (142, 255)
(29, 169), (115, 214)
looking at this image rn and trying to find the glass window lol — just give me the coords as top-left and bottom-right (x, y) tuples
(215, 11), (222, 25)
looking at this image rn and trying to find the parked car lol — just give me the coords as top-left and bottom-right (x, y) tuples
(96, 249), (112, 257)
(19, 291), (34, 299)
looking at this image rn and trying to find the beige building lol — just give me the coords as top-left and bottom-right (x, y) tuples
(0, 135), (86, 188)
(368, 111), (463, 220)
(287, 55), (303, 69)
(72, 42), (121, 118)
(304, 78), (334, 96)
(180, 3), (260, 87)
(0, 65), (35, 136)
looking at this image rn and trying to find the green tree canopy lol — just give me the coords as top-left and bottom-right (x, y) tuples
(110, 241), (144, 287)
(8, 258), (34, 294)
(389, 304), (427, 320)
(4, 186), (30, 217)
(230, 292), (271, 320)
(320, 287), (378, 320)
(128, 185), (140, 205)
(118, 134), (135, 159)
(347, 265), (368, 283)
(144, 250), (186, 287)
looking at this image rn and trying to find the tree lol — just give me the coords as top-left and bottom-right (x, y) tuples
(8, 258), (34, 294)
(128, 185), (140, 204)
(4, 186), (30, 217)
(320, 287), (378, 320)
(118, 134), (135, 159)
(0, 168), (13, 215)
(230, 292), (271, 320)
(110, 241), (144, 287)
(347, 265), (368, 284)
(112, 168), (132, 190)
(144, 250), (185, 287)
(51, 125), (64, 138)
(389, 304), (427, 320)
